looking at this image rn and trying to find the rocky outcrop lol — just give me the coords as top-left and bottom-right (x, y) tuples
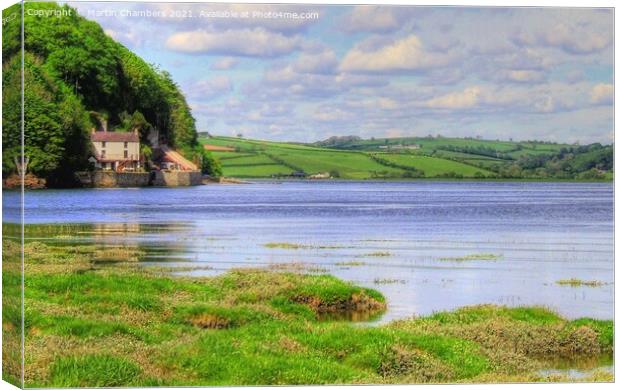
(3, 173), (46, 189)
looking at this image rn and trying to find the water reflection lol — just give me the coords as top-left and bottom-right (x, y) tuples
(13, 181), (614, 322)
(538, 353), (614, 379)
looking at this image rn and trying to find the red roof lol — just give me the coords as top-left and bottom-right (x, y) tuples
(91, 131), (139, 142)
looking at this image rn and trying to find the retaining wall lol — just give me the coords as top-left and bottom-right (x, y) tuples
(93, 171), (150, 187)
(152, 171), (203, 186)
(76, 170), (202, 187)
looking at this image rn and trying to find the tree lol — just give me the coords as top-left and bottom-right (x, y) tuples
(2, 51), (22, 177)
(2, 2), (206, 186)
(199, 148), (222, 177)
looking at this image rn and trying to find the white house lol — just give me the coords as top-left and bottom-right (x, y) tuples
(91, 130), (141, 171)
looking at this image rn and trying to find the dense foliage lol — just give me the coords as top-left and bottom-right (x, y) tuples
(490, 144), (613, 180)
(435, 145), (517, 160)
(2, 2), (217, 185)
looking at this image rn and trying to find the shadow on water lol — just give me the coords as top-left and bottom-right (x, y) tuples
(538, 353), (614, 379)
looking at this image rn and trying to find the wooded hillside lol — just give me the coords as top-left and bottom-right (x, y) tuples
(2, 2), (216, 186)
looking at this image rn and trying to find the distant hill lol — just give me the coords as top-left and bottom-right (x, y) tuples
(2, 2), (217, 186)
(315, 135), (362, 148)
(203, 136), (612, 181)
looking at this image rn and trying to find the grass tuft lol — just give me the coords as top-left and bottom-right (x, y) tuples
(49, 354), (141, 387)
(439, 253), (502, 262)
(556, 279), (608, 287)
(336, 261), (367, 267)
(359, 251), (391, 257)
(264, 242), (343, 250)
(374, 278), (407, 285)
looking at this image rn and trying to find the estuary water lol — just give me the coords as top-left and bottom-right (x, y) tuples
(7, 180), (614, 322)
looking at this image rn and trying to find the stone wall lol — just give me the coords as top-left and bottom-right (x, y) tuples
(99, 171), (150, 187)
(152, 171), (202, 187)
(76, 170), (203, 187)
(77, 171), (150, 188)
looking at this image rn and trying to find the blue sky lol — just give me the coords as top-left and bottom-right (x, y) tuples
(70, 2), (613, 144)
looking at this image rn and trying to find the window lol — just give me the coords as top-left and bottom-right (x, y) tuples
(124, 142), (128, 148)
(124, 150), (128, 159)
(102, 141), (106, 148)
(101, 150), (106, 158)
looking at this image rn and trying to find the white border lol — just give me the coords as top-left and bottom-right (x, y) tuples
(0, 1), (616, 390)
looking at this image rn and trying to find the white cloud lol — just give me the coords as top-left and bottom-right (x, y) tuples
(590, 83), (613, 105)
(166, 28), (304, 57)
(505, 70), (546, 83)
(293, 49), (338, 75)
(340, 6), (402, 34)
(425, 87), (482, 110)
(540, 24), (610, 55)
(210, 57), (239, 70)
(314, 106), (355, 122)
(185, 76), (233, 100)
(339, 35), (453, 73)
(514, 23), (611, 55)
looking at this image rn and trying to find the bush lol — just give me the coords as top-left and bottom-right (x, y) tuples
(49, 355), (141, 387)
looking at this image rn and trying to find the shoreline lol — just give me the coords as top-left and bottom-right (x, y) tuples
(239, 177), (614, 184)
(2, 176), (613, 190)
(3, 238), (614, 386)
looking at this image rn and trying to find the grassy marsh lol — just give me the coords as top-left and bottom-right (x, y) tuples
(439, 253), (503, 262)
(2, 239), (614, 386)
(374, 278), (407, 285)
(556, 279), (609, 288)
(358, 251), (392, 257)
(335, 261), (368, 267)
(264, 242), (344, 250)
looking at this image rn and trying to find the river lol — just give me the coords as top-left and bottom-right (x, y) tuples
(4, 180), (614, 323)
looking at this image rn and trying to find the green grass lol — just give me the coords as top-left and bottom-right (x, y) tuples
(319, 136), (519, 152)
(267, 149), (405, 179)
(318, 136), (570, 156)
(379, 154), (493, 177)
(439, 253), (502, 262)
(221, 164), (292, 178)
(336, 261), (367, 267)
(48, 355), (142, 388)
(202, 136), (407, 179)
(556, 279), (609, 288)
(210, 151), (255, 160)
(222, 154), (279, 166)
(433, 150), (503, 161)
(6, 238), (614, 386)
(202, 135), (609, 181)
(207, 136), (502, 179)
(264, 242), (343, 250)
(374, 278), (406, 285)
(359, 251), (392, 257)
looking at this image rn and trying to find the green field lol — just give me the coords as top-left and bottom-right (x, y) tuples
(201, 136), (611, 181)
(205, 137), (407, 179)
(317, 136), (570, 155)
(432, 150), (503, 161)
(378, 155), (493, 177)
(202, 137), (495, 179)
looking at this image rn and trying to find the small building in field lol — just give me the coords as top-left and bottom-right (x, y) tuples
(91, 130), (141, 171)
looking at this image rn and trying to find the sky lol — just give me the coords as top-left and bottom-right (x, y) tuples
(68, 2), (614, 144)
